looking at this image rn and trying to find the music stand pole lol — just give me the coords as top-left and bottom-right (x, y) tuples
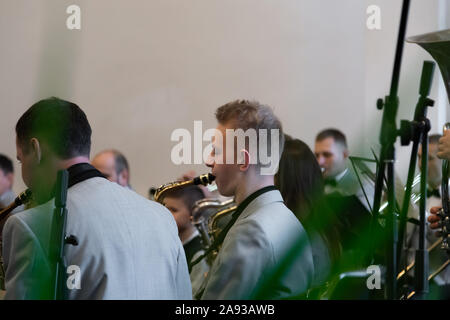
(371, 0), (410, 300)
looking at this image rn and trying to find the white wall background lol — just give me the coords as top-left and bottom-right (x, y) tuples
(0, 0), (448, 197)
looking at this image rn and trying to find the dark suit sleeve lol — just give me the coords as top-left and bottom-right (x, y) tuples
(3, 215), (52, 299)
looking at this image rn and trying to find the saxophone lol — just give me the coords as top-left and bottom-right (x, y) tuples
(153, 173), (215, 203)
(192, 198), (237, 265)
(0, 189), (33, 290)
(153, 174), (237, 265)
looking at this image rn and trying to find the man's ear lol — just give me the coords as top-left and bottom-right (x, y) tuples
(343, 148), (349, 159)
(239, 149), (251, 172)
(30, 138), (42, 164)
(118, 169), (129, 187)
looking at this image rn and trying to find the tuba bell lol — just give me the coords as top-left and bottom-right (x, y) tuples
(407, 29), (450, 103)
(402, 29), (450, 298)
(407, 29), (450, 255)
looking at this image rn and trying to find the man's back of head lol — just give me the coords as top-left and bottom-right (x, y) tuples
(16, 97), (91, 160)
(15, 97), (92, 203)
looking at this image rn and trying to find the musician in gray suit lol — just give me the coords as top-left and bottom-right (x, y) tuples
(2, 97), (192, 299)
(200, 100), (314, 299)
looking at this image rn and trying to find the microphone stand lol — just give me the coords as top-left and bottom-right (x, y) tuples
(371, 0), (410, 300)
(396, 61), (435, 299)
(49, 170), (78, 300)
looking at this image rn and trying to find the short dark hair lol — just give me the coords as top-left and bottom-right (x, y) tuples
(429, 134), (442, 145)
(315, 128), (347, 149)
(161, 185), (205, 214)
(16, 97), (92, 159)
(0, 154), (13, 175)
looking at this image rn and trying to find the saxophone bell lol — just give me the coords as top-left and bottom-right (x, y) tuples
(192, 198), (236, 264)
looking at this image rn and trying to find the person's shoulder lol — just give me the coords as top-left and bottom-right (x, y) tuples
(9, 200), (53, 224)
(3, 200), (53, 242)
(232, 202), (298, 241)
(337, 168), (360, 191)
(341, 166), (357, 181)
(73, 177), (165, 209)
(247, 199), (299, 228)
(220, 217), (271, 261)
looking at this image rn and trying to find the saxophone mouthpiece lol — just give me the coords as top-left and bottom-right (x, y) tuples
(194, 173), (215, 186)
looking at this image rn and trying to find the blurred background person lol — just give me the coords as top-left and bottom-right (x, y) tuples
(161, 185), (205, 264)
(0, 154), (16, 209)
(160, 185), (209, 295)
(314, 128), (374, 211)
(417, 134), (443, 210)
(314, 128), (373, 269)
(92, 149), (132, 189)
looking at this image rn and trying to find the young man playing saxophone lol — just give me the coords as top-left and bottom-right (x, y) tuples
(200, 100), (314, 299)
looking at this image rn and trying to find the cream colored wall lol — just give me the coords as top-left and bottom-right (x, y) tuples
(0, 0), (446, 197)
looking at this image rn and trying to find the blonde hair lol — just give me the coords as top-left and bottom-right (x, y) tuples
(215, 99), (285, 168)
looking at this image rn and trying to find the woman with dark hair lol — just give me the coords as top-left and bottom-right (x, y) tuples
(275, 135), (342, 294)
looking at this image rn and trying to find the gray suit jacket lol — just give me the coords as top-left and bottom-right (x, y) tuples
(2, 177), (192, 299)
(201, 190), (314, 299)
